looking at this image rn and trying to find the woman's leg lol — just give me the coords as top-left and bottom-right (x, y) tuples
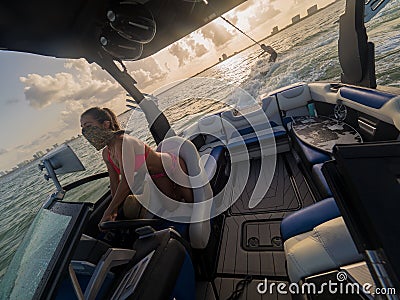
(175, 157), (193, 203)
(152, 176), (178, 200)
(151, 153), (193, 203)
(122, 194), (143, 219)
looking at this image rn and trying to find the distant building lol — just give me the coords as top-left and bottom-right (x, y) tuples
(222, 53), (228, 60)
(271, 26), (279, 35)
(292, 15), (301, 24)
(307, 5), (318, 16)
(204, 12), (217, 22)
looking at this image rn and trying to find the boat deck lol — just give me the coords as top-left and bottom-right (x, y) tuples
(198, 152), (315, 300)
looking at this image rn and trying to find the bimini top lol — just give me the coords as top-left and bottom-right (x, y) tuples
(0, 0), (245, 61)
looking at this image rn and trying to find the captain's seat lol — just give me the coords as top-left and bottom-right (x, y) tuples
(281, 198), (363, 282)
(144, 136), (213, 249)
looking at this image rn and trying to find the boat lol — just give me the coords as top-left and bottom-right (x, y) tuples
(0, 0), (399, 299)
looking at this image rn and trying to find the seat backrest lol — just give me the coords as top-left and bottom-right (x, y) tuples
(220, 108), (271, 141)
(198, 114), (226, 144)
(276, 84), (311, 111)
(114, 228), (195, 300)
(262, 84), (311, 122)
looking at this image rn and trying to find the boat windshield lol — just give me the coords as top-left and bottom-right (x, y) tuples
(62, 176), (110, 203)
(0, 208), (71, 299)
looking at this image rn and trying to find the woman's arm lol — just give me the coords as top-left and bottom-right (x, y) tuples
(102, 166), (131, 219)
(102, 149), (119, 197)
(100, 138), (136, 224)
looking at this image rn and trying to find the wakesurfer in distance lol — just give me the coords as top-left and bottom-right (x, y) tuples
(216, 13), (278, 63)
(260, 44), (277, 62)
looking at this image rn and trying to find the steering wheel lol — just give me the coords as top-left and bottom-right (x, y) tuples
(99, 219), (164, 247)
(99, 218), (163, 231)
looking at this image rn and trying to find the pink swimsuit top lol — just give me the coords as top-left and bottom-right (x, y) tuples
(107, 145), (177, 179)
(107, 144), (150, 175)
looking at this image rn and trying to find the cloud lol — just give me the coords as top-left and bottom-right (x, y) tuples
(186, 38), (208, 57)
(17, 57), (169, 134)
(224, 0), (281, 32)
(18, 58), (135, 134)
(5, 98), (20, 105)
(20, 72), (74, 108)
(20, 59), (124, 109)
(15, 130), (61, 151)
(225, 14), (238, 25)
(249, 6), (281, 29)
(165, 37), (208, 68)
(60, 101), (85, 129)
(61, 96), (127, 133)
(200, 23), (235, 48)
(9, 130), (69, 168)
(247, 5), (281, 30)
(168, 42), (191, 67)
(231, 0), (256, 13)
(126, 56), (168, 90)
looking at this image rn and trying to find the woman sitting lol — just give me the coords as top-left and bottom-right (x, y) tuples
(80, 107), (193, 226)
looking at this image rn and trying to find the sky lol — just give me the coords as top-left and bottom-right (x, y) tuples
(0, 0), (334, 172)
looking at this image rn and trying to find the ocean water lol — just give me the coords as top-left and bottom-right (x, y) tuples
(0, 0), (399, 279)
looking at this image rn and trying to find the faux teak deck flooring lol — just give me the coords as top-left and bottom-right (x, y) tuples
(198, 152), (315, 300)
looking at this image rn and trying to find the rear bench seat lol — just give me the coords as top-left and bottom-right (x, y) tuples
(197, 109), (289, 164)
(276, 84), (398, 282)
(261, 83), (331, 165)
(290, 132), (333, 198)
(312, 163), (332, 198)
(261, 83), (311, 125)
(339, 86), (396, 109)
(261, 84), (333, 197)
(221, 108), (289, 161)
(292, 137), (331, 166)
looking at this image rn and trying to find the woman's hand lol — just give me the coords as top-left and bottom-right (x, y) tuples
(99, 209), (118, 231)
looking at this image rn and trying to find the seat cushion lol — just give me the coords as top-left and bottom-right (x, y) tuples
(339, 86), (395, 109)
(312, 163), (333, 198)
(171, 253), (196, 300)
(202, 145), (225, 181)
(198, 114), (226, 144)
(284, 217), (363, 282)
(228, 126), (287, 146)
(292, 133), (331, 165)
(281, 197), (340, 241)
(227, 125), (288, 158)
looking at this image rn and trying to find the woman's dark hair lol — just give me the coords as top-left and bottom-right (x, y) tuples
(81, 107), (121, 130)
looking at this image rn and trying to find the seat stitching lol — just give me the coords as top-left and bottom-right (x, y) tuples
(313, 227), (336, 265)
(287, 250), (308, 278)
